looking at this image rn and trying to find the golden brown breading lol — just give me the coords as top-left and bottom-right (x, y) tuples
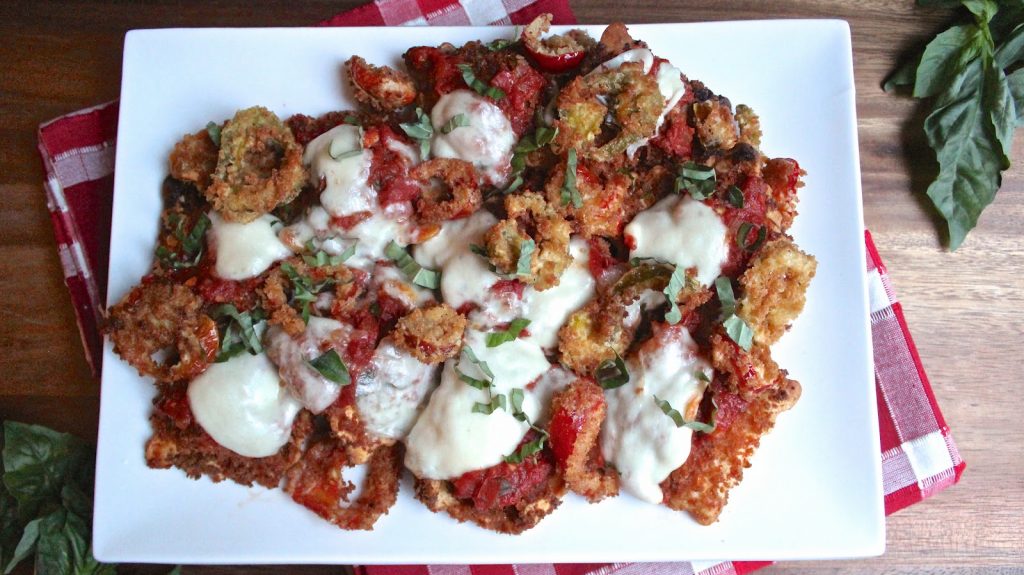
(734, 104), (762, 148)
(485, 192), (572, 290)
(762, 158), (806, 233)
(544, 158), (630, 238)
(737, 238), (817, 346)
(557, 300), (630, 376)
(660, 378), (801, 525)
(145, 386), (311, 488)
(106, 282), (218, 383)
(259, 257), (362, 337)
(548, 378), (619, 502)
(346, 56), (417, 112)
(284, 439), (402, 531)
(169, 129), (219, 191)
(205, 106), (307, 223)
(414, 472), (565, 535)
(710, 329), (782, 401)
(693, 97), (739, 152)
(392, 303), (467, 365)
(411, 158), (482, 224)
(323, 399), (383, 465)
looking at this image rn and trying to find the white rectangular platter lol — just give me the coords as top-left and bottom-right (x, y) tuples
(95, 20), (883, 564)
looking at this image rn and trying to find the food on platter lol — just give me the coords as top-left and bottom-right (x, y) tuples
(107, 15), (817, 533)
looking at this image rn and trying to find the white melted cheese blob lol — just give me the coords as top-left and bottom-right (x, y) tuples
(601, 326), (713, 503)
(414, 210), (520, 326)
(280, 203), (417, 272)
(521, 238), (595, 349)
(404, 329), (550, 479)
(304, 124), (374, 218)
(625, 194), (728, 286)
(187, 352), (302, 458)
(208, 212), (292, 280)
(430, 89), (515, 185)
(264, 317), (350, 414)
(356, 338), (439, 441)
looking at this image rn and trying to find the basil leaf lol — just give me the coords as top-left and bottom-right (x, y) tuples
(985, 53), (1017, 165)
(460, 346), (495, 383)
(385, 240), (441, 289)
(736, 222), (767, 252)
(469, 244), (489, 258)
(723, 313), (754, 351)
(399, 107), (433, 158)
(503, 430), (548, 464)
(210, 304), (265, 361)
(883, 53), (922, 92)
(663, 265), (688, 325)
(914, 24), (982, 99)
(715, 276), (737, 318)
(515, 239), (535, 278)
(485, 318), (531, 347)
(675, 161), (716, 200)
(308, 349), (351, 386)
(962, 0), (999, 22)
(458, 64), (506, 100)
(508, 388), (528, 422)
(560, 149), (582, 208)
(653, 396), (716, 433)
(329, 139), (362, 161)
(5, 516), (41, 574)
(1006, 68), (1024, 126)
(995, 22), (1024, 68)
(206, 121), (222, 147)
(595, 352), (629, 389)
(488, 38), (515, 51)
(725, 185), (745, 208)
(472, 394), (507, 415)
(343, 114), (361, 126)
(2, 422), (92, 516)
(441, 113), (470, 134)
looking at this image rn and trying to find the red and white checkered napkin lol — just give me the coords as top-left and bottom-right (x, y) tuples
(35, 0), (965, 572)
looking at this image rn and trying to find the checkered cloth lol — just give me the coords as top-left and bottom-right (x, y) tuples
(35, 1), (965, 572)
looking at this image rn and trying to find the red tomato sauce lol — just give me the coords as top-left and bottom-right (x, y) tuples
(451, 442), (553, 511)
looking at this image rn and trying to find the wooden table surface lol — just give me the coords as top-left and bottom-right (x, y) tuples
(1, 1), (1021, 573)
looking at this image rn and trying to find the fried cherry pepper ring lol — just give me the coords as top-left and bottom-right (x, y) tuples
(521, 13), (588, 73)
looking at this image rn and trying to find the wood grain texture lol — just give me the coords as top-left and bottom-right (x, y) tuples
(0, 1), (1021, 573)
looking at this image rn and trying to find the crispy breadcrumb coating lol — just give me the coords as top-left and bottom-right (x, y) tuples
(411, 158), (482, 224)
(549, 378), (619, 502)
(346, 56), (418, 112)
(737, 238), (817, 346)
(169, 129), (219, 191)
(392, 303), (467, 364)
(485, 192), (572, 290)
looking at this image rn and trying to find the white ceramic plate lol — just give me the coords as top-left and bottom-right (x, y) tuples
(95, 21), (882, 564)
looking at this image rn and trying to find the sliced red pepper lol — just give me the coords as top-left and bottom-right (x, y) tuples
(521, 14), (586, 74)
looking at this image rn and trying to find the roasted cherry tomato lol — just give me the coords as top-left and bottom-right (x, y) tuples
(521, 14), (586, 73)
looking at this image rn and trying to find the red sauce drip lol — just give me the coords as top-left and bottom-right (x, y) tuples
(366, 125), (421, 207)
(548, 406), (583, 468)
(718, 176), (770, 278)
(450, 439), (553, 511)
(488, 62), (546, 137)
(586, 237), (617, 280)
(331, 211), (372, 231)
(154, 385), (193, 430)
(490, 279), (526, 299)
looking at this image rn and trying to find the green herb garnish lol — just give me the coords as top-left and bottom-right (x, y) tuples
(210, 303), (266, 362)
(308, 349), (351, 386)
(515, 239), (536, 278)
(715, 275), (754, 351)
(653, 395), (716, 433)
(280, 262), (334, 324)
(156, 212), (210, 271)
(441, 113), (470, 134)
(725, 185), (745, 208)
(503, 125), (558, 194)
(399, 107), (433, 159)
(302, 239), (356, 267)
(485, 318), (531, 347)
(458, 63), (506, 100)
(206, 121), (222, 147)
(385, 240), (441, 289)
(736, 222), (767, 252)
(595, 351), (630, 389)
(560, 148), (582, 208)
(675, 161), (716, 200)
(329, 136), (363, 160)
(662, 265), (689, 325)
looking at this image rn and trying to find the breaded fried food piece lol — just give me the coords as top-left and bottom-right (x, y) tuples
(346, 56), (417, 112)
(412, 158), (482, 224)
(259, 257), (363, 337)
(107, 282), (218, 382)
(737, 238), (817, 346)
(392, 303), (467, 365)
(169, 129), (219, 191)
(205, 106), (307, 223)
(485, 192), (572, 290)
(415, 470), (565, 535)
(661, 378), (802, 525)
(323, 398), (384, 465)
(557, 299), (630, 376)
(762, 158), (806, 233)
(693, 96), (739, 152)
(284, 439), (403, 531)
(734, 104), (762, 148)
(145, 385), (311, 488)
(544, 158), (630, 238)
(710, 330), (782, 401)
(548, 378), (619, 502)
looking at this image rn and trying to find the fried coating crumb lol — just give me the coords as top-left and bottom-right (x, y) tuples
(693, 97), (739, 152)
(411, 158), (482, 224)
(346, 56), (418, 112)
(145, 385), (311, 488)
(737, 238), (817, 346)
(414, 468), (565, 534)
(323, 399), (383, 465)
(284, 439), (402, 531)
(107, 282), (218, 382)
(661, 378), (802, 525)
(762, 158), (806, 233)
(544, 158), (630, 238)
(710, 330), (782, 401)
(392, 303), (467, 364)
(485, 192), (572, 290)
(169, 129), (219, 191)
(557, 300), (630, 376)
(549, 378), (619, 502)
(205, 106), (307, 223)
(259, 257), (362, 337)
(735, 104), (762, 148)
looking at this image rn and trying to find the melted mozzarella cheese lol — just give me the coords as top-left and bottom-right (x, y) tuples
(521, 238), (595, 349)
(209, 212), (292, 280)
(280, 203), (417, 272)
(304, 124), (375, 218)
(601, 327), (712, 503)
(404, 329), (550, 479)
(591, 48), (655, 75)
(430, 90), (515, 185)
(624, 194), (728, 286)
(264, 317), (350, 414)
(413, 210), (521, 326)
(187, 352), (302, 458)
(355, 338), (439, 441)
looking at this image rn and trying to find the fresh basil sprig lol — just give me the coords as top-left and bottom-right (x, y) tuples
(385, 240), (441, 289)
(308, 349), (351, 386)
(457, 64), (506, 100)
(884, 0), (1024, 249)
(210, 304), (266, 362)
(399, 107), (433, 159)
(715, 275), (754, 351)
(485, 318), (531, 347)
(595, 351), (630, 389)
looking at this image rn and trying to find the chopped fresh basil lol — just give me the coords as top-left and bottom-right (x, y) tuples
(472, 394), (508, 415)
(725, 185), (745, 208)
(329, 135), (362, 160)
(210, 304), (266, 362)
(485, 318), (531, 347)
(675, 161), (716, 200)
(595, 351), (629, 389)
(280, 262), (334, 324)
(736, 222), (767, 252)
(696, 370), (711, 383)
(399, 107), (433, 158)
(723, 314), (754, 351)
(157, 212), (210, 271)
(487, 37), (516, 51)
(653, 395), (716, 433)
(663, 265), (689, 325)
(302, 239), (356, 268)
(715, 276), (737, 317)
(470, 244), (489, 258)
(459, 346), (495, 384)
(458, 63), (506, 100)
(385, 240), (441, 289)
(560, 148), (583, 208)
(308, 349), (351, 386)
(503, 125), (558, 194)
(343, 114), (361, 126)
(515, 239), (536, 278)
(508, 388), (528, 421)
(441, 113), (470, 134)
(503, 430), (548, 464)
(206, 121), (222, 147)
